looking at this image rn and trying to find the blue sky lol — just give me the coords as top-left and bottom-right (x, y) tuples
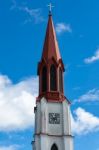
(0, 0), (99, 150)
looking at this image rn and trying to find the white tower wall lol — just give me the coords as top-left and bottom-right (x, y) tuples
(32, 98), (74, 150)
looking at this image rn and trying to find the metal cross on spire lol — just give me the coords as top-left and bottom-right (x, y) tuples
(47, 3), (54, 15)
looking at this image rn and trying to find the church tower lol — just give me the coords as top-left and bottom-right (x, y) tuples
(32, 10), (74, 150)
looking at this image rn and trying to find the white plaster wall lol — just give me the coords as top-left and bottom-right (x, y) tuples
(33, 135), (40, 150)
(35, 98), (48, 134)
(62, 100), (72, 135)
(35, 98), (63, 135)
(40, 135), (64, 150)
(36, 102), (41, 133)
(47, 102), (63, 135)
(34, 135), (74, 150)
(63, 136), (74, 150)
(35, 98), (72, 135)
(41, 98), (47, 133)
(47, 136), (64, 150)
(34, 98), (74, 150)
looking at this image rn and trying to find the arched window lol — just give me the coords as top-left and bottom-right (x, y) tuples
(59, 68), (63, 92)
(42, 66), (47, 92)
(51, 144), (58, 150)
(50, 65), (57, 91)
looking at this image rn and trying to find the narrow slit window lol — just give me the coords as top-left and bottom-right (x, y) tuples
(50, 65), (57, 91)
(59, 68), (63, 92)
(42, 66), (47, 92)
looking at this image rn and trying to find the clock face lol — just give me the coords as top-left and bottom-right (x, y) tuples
(49, 113), (60, 124)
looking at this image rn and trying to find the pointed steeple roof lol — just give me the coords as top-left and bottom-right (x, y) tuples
(42, 14), (61, 62)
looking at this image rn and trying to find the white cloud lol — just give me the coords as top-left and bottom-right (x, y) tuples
(1, 75), (99, 136)
(0, 74), (38, 131)
(18, 7), (44, 24)
(71, 107), (99, 135)
(0, 145), (19, 150)
(10, 0), (44, 24)
(84, 49), (99, 64)
(74, 89), (99, 103)
(56, 23), (72, 34)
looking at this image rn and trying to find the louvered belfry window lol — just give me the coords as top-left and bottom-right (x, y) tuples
(59, 68), (63, 92)
(50, 65), (57, 91)
(42, 66), (47, 92)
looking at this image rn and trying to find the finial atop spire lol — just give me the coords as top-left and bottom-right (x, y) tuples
(47, 3), (54, 15)
(42, 9), (61, 62)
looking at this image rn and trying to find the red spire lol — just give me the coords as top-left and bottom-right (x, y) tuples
(36, 13), (68, 103)
(42, 15), (61, 62)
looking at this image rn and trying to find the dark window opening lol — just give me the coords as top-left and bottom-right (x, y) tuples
(59, 68), (63, 92)
(50, 65), (57, 91)
(51, 144), (58, 150)
(42, 66), (47, 92)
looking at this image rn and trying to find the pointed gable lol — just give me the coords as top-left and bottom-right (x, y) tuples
(42, 15), (61, 62)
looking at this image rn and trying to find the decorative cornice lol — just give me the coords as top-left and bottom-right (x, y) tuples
(35, 133), (74, 138)
(36, 92), (71, 104)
